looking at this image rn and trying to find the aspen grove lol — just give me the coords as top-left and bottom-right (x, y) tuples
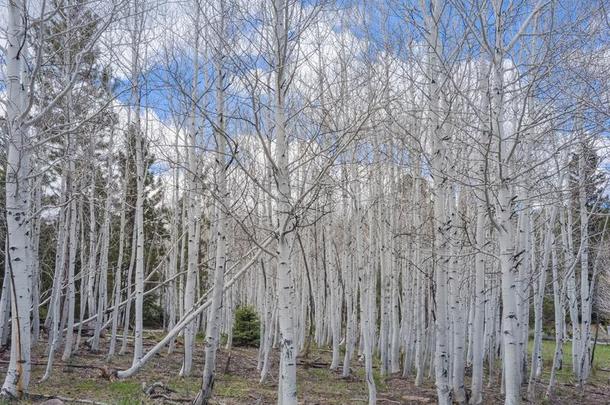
(1, 0), (610, 404)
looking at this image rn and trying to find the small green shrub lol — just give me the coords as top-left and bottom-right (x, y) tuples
(232, 306), (260, 347)
(143, 295), (164, 327)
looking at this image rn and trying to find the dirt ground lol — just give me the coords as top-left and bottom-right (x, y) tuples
(1, 331), (609, 404)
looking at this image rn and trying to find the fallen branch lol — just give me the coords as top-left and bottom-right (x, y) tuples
(378, 398), (403, 404)
(143, 381), (192, 403)
(385, 374), (407, 382)
(149, 393), (193, 403)
(143, 381), (177, 395)
(1, 360), (116, 380)
(248, 393), (263, 404)
(30, 393), (108, 405)
(297, 357), (329, 369)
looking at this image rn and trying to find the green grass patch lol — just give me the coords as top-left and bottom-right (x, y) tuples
(528, 338), (610, 384)
(108, 380), (142, 397)
(215, 375), (251, 398)
(167, 375), (200, 395)
(116, 399), (142, 405)
(353, 367), (388, 391)
(72, 379), (98, 392)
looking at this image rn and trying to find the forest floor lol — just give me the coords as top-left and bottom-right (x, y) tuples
(2, 331), (610, 404)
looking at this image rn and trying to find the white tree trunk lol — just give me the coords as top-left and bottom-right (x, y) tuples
(421, 0), (451, 401)
(195, 22), (229, 401)
(360, 202), (377, 405)
(2, 2), (32, 396)
(564, 206), (580, 378)
(181, 8), (202, 374)
(470, 195), (487, 404)
(131, 0), (145, 366)
(120, 224), (137, 355)
(546, 242), (563, 397)
(108, 154), (131, 359)
(61, 164), (79, 362)
(92, 130), (115, 351)
(471, 67), (489, 403)
(577, 144), (591, 384)
(272, 1), (297, 403)
(41, 203), (70, 381)
(529, 206), (557, 393)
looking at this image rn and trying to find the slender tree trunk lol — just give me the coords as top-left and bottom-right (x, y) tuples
(108, 154), (131, 360)
(564, 206), (580, 378)
(120, 224), (137, 355)
(342, 166), (356, 378)
(0, 265), (12, 348)
(92, 131), (115, 351)
(528, 207), (557, 395)
(195, 17), (229, 401)
(451, 190), (467, 404)
(471, 68), (489, 403)
(131, 0), (145, 366)
(272, 1), (297, 402)
(41, 200), (70, 382)
(421, 0), (451, 401)
(61, 164), (79, 361)
(30, 184), (42, 344)
(360, 198), (376, 405)
(546, 242), (563, 398)
(470, 195), (487, 404)
(181, 4), (201, 375)
(577, 143), (591, 385)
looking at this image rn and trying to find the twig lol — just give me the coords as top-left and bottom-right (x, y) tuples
(377, 398), (403, 404)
